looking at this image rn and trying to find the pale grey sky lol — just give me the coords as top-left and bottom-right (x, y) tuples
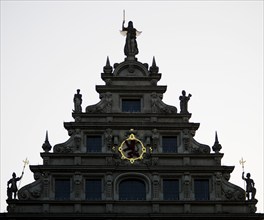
(1, 0), (263, 213)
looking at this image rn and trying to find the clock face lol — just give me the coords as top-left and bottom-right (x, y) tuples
(118, 134), (146, 164)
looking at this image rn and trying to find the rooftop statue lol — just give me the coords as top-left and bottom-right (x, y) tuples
(121, 20), (141, 57)
(7, 172), (24, 200)
(242, 172), (256, 201)
(73, 89), (82, 113)
(179, 90), (192, 114)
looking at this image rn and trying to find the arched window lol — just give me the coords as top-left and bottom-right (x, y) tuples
(119, 179), (146, 200)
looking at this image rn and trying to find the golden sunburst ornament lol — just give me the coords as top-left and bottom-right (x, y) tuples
(118, 133), (146, 164)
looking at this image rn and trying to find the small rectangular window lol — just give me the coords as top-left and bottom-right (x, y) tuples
(162, 136), (178, 153)
(86, 136), (102, 152)
(122, 99), (141, 112)
(55, 179), (70, 200)
(194, 179), (209, 200)
(163, 179), (179, 200)
(86, 179), (102, 200)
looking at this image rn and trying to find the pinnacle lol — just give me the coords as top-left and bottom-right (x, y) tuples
(42, 131), (52, 152)
(103, 56), (113, 74)
(149, 56), (159, 74)
(212, 131), (222, 153)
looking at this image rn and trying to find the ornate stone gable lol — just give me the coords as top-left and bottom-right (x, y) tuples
(4, 21), (262, 220)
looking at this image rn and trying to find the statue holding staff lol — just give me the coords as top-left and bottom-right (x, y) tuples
(242, 172), (256, 200)
(7, 172), (24, 200)
(7, 158), (29, 200)
(121, 10), (141, 57)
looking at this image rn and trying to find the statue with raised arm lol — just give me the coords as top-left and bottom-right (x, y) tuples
(7, 172), (24, 200)
(122, 20), (141, 57)
(179, 90), (192, 114)
(242, 172), (256, 200)
(73, 89), (82, 113)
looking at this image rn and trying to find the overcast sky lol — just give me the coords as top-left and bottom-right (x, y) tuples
(1, 0), (263, 213)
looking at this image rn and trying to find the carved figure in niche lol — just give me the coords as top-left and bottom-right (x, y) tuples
(73, 89), (82, 113)
(122, 21), (141, 56)
(179, 90), (192, 114)
(242, 172), (256, 200)
(7, 172), (24, 200)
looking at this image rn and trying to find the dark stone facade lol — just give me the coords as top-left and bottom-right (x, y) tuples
(1, 21), (263, 220)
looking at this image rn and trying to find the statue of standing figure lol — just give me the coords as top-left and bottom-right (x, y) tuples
(122, 21), (141, 57)
(7, 172), (24, 200)
(179, 90), (192, 114)
(242, 172), (256, 200)
(73, 89), (82, 113)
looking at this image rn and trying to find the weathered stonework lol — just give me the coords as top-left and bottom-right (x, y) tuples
(3, 21), (263, 220)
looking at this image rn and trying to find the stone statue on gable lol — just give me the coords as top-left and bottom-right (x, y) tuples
(179, 90), (192, 114)
(7, 172), (24, 200)
(242, 172), (256, 200)
(121, 20), (141, 57)
(73, 89), (82, 113)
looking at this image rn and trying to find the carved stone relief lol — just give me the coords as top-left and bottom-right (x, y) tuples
(152, 174), (160, 200)
(182, 129), (191, 153)
(86, 92), (112, 113)
(105, 174), (113, 200)
(152, 129), (159, 152)
(54, 129), (83, 153)
(104, 129), (113, 151)
(221, 175), (245, 201)
(215, 172), (222, 199)
(184, 174), (191, 199)
(190, 138), (210, 154)
(151, 92), (177, 114)
(18, 172), (44, 200)
(74, 173), (82, 199)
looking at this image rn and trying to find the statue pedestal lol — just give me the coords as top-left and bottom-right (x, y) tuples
(125, 55), (137, 61)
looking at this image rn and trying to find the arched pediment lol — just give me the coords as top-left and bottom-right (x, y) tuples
(114, 172), (151, 200)
(113, 61), (149, 77)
